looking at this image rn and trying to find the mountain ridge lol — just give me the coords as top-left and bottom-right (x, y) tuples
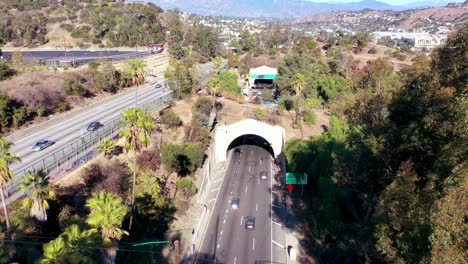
(148, 0), (464, 18)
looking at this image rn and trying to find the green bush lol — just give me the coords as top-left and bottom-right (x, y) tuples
(302, 110), (317, 125)
(71, 26), (91, 40)
(161, 142), (204, 176)
(218, 71), (240, 95)
(12, 106), (30, 128)
(0, 62), (15, 81)
(36, 103), (46, 117)
(177, 178), (197, 198)
(55, 101), (69, 113)
(192, 97), (213, 120)
(160, 109), (182, 128)
(63, 76), (87, 96)
(368, 47), (378, 54)
(393, 50), (407, 61)
(0, 94), (12, 129)
(60, 24), (74, 32)
(254, 109), (265, 120)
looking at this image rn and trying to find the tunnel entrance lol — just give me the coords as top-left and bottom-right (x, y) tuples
(226, 134), (274, 158)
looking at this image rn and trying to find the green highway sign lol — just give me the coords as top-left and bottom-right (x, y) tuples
(285, 172), (308, 185)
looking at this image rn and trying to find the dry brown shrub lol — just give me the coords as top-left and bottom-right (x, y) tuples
(0, 71), (66, 113)
(136, 149), (161, 172)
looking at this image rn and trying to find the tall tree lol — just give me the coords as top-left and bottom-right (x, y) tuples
(293, 73), (306, 126)
(20, 169), (55, 223)
(86, 191), (128, 264)
(0, 137), (20, 234)
(127, 58), (146, 87)
(119, 108), (155, 231)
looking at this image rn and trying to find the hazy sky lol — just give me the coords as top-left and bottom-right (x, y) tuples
(306, 0), (464, 5)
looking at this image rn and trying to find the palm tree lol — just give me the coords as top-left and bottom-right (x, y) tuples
(127, 58), (146, 87)
(0, 137), (21, 234)
(293, 73), (306, 125)
(41, 236), (67, 264)
(41, 224), (98, 264)
(100, 138), (116, 159)
(208, 76), (221, 106)
(119, 108), (155, 231)
(20, 169), (55, 223)
(86, 191), (128, 264)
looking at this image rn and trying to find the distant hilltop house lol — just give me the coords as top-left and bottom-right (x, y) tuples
(247, 66), (278, 90)
(146, 44), (164, 54)
(372, 31), (448, 49)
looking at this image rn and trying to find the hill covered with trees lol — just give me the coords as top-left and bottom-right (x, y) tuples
(0, 0), (166, 48)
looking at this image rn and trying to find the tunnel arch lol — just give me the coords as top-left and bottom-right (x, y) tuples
(227, 134), (275, 158)
(213, 119), (286, 164)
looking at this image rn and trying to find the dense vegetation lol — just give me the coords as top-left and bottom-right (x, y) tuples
(0, 58), (145, 133)
(0, 0), (165, 47)
(282, 24), (467, 263)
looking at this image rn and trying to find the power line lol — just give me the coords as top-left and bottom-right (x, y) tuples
(0, 239), (168, 254)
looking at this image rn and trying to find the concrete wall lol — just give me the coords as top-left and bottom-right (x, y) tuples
(213, 119), (286, 163)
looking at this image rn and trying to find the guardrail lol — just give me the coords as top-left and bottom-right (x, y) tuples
(5, 92), (173, 202)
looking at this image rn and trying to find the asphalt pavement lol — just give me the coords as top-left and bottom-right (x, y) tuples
(7, 81), (169, 186)
(195, 144), (287, 264)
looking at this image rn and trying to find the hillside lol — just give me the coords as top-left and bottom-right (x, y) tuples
(292, 2), (467, 32)
(0, 0), (166, 49)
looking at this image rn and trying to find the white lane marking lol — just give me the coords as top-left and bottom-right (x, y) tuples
(220, 231), (223, 236)
(272, 240), (285, 249)
(217, 244), (220, 249)
(256, 202), (258, 212)
(234, 256), (237, 264)
(272, 220), (282, 227)
(223, 219), (226, 224)
(210, 188), (220, 193)
(248, 166), (251, 172)
(258, 179), (260, 184)
(270, 155), (273, 264)
(245, 186), (248, 193)
(226, 209), (229, 213)
(240, 216), (243, 225)
(272, 204), (281, 208)
(253, 237), (255, 251)
(272, 190), (278, 194)
(207, 198), (216, 203)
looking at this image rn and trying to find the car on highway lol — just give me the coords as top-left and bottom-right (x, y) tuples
(231, 198), (240, 209)
(234, 148), (241, 155)
(245, 216), (255, 230)
(32, 140), (55, 151)
(155, 83), (162, 89)
(87, 121), (102, 131)
(260, 171), (268, 180)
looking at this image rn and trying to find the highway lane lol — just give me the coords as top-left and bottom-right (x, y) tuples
(196, 144), (284, 263)
(8, 81), (169, 183)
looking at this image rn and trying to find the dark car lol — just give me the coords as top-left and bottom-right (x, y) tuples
(155, 83), (162, 89)
(87, 121), (102, 131)
(260, 171), (268, 180)
(231, 198), (240, 209)
(32, 140), (55, 151)
(245, 216), (255, 230)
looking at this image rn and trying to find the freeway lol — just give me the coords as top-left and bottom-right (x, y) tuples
(195, 144), (287, 263)
(7, 81), (169, 186)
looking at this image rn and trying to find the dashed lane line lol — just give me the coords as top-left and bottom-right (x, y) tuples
(207, 198), (216, 203)
(240, 216), (243, 225)
(272, 240), (285, 249)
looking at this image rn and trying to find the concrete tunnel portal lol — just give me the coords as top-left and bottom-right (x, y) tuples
(213, 119), (286, 164)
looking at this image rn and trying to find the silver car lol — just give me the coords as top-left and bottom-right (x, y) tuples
(32, 140), (55, 151)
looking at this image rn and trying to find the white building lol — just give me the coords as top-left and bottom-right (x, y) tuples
(372, 31), (448, 49)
